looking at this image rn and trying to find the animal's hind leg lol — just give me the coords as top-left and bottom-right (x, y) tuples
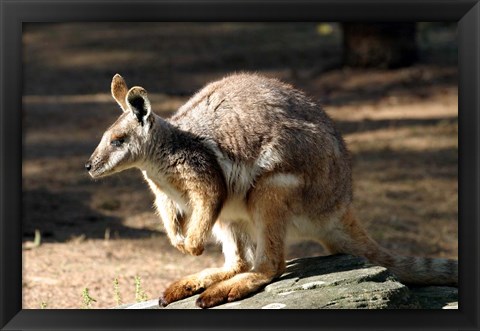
(195, 177), (295, 308)
(159, 221), (252, 306)
(316, 207), (393, 265)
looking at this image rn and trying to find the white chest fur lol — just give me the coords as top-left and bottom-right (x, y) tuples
(142, 170), (188, 213)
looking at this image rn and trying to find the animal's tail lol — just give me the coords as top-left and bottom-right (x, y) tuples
(323, 208), (458, 286)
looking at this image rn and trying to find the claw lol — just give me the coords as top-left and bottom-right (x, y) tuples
(158, 295), (169, 307)
(195, 296), (209, 309)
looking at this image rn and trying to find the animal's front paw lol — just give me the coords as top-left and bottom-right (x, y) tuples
(172, 236), (187, 254)
(183, 238), (204, 256)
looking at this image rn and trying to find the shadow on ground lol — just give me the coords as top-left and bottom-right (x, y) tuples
(23, 188), (161, 243)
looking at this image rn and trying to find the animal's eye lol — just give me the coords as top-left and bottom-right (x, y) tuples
(111, 138), (125, 147)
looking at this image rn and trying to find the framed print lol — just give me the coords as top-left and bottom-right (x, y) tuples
(1, 0), (479, 330)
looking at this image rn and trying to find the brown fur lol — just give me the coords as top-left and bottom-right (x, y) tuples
(87, 73), (458, 309)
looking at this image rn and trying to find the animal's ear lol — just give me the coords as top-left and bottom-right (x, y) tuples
(111, 74), (129, 111)
(126, 86), (151, 124)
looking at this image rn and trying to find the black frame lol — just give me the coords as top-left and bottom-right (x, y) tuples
(1, 1), (479, 330)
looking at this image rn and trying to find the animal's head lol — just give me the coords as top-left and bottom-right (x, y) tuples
(85, 74), (154, 178)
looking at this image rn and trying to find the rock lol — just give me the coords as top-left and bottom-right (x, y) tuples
(116, 254), (458, 309)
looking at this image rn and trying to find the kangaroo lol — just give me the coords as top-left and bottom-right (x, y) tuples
(86, 73), (458, 309)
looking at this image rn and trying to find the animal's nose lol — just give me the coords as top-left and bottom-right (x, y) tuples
(85, 161), (92, 171)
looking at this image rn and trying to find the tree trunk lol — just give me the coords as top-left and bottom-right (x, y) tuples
(342, 23), (418, 68)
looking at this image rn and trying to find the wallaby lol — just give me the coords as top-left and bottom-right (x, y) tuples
(86, 73), (458, 309)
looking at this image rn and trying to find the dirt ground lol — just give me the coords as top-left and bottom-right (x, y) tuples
(21, 23), (457, 308)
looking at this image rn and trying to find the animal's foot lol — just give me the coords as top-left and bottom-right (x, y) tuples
(195, 281), (249, 309)
(159, 278), (204, 307)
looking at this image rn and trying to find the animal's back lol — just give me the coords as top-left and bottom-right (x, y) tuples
(169, 73), (352, 208)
